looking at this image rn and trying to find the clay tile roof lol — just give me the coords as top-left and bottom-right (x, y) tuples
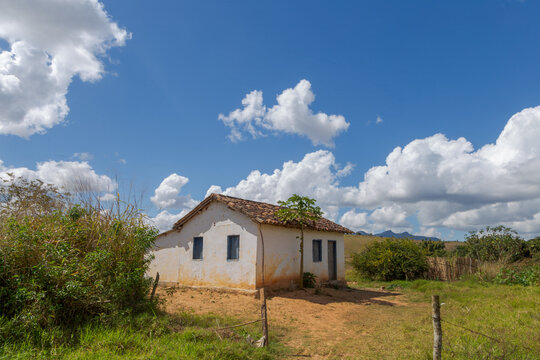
(172, 193), (353, 234)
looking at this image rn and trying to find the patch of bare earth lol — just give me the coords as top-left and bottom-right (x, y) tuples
(160, 284), (430, 359)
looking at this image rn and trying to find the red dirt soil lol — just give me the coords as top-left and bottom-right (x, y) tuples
(159, 285), (423, 359)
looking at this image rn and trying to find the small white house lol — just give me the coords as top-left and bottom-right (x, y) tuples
(148, 194), (352, 290)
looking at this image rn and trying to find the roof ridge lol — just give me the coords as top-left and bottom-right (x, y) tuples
(171, 194), (352, 234)
(213, 193), (280, 207)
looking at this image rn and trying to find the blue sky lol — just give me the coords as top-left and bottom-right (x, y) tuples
(2, 0), (540, 239)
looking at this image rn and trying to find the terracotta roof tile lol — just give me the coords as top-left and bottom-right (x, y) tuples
(172, 194), (352, 234)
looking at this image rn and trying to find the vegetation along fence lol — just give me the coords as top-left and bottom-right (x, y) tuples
(426, 257), (478, 281)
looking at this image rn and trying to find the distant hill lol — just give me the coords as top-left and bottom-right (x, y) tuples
(374, 230), (440, 241)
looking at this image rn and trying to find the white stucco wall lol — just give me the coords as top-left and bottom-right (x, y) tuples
(147, 230), (182, 283)
(256, 224), (345, 289)
(148, 202), (259, 289)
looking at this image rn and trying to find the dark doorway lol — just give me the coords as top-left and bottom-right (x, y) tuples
(327, 240), (337, 280)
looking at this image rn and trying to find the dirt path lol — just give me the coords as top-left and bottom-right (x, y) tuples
(160, 285), (428, 359)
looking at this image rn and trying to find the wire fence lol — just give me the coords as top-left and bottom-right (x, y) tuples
(432, 294), (537, 360)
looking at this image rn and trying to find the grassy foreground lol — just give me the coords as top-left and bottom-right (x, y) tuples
(348, 275), (540, 359)
(0, 311), (282, 360)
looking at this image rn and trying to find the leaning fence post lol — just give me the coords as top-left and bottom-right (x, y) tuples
(432, 294), (442, 360)
(260, 287), (269, 347)
(150, 272), (160, 301)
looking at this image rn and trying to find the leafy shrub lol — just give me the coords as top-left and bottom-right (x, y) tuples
(302, 272), (317, 288)
(0, 177), (158, 345)
(420, 240), (447, 257)
(351, 238), (428, 281)
(453, 244), (469, 257)
(494, 266), (540, 286)
(527, 237), (540, 261)
(458, 226), (528, 263)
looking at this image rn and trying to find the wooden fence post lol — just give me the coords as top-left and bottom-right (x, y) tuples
(150, 272), (160, 301)
(260, 287), (269, 347)
(432, 294), (442, 360)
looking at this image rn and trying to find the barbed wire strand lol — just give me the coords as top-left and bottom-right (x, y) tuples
(442, 319), (536, 353)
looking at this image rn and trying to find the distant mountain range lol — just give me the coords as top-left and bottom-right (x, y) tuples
(355, 230), (440, 241)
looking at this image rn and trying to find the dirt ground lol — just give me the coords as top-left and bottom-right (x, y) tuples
(160, 284), (429, 359)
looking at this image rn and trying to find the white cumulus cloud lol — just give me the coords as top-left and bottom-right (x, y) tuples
(339, 209), (368, 232)
(344, 105), (540, 235)
(207, 150), (352, 219)
(147, 209), (192, 233)
(368, 205), (411, 233)
(150, 173), (198, 210)
(208, 105), (540, 237)
(219, 80), (350, 147)
(0, 158), (116, 193)
(0, 0), (129, 137)
(148, 173), (200, 232)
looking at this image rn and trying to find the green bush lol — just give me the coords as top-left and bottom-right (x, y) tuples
(458, 226), (528, 263)
(527, 237), (540, 261)
(303, 272), (317, 288)
(420, 240), (447, 257)
(494, 266), (540, 286)
(351, 238), (428, 281)
(0, 177), (158, 345)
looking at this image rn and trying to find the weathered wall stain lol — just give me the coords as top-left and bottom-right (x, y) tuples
(256, 225), (345, 289)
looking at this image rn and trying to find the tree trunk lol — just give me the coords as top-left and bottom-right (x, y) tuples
(299, 226), (304, 289)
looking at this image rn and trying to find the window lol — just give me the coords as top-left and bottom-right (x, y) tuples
(227, 235), (240, 260)
(313, 239), (322, 262)
(193, 237), (203, 260)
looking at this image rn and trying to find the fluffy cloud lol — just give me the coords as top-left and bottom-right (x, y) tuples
(344, 106), (540, 235)
(219, 80), (350, 147)
(209, 105), (540, 236)
(368, 205), (411, 233)
(339, 209), (368, 232)
(150, 173), (198, 210)
(99, 193), (116, 202)
(205, 185), (223, 198)
(148, 209), (191, 233)
(148, 173), (200, 232)
(0, 0), (128, 137)
(0, 158), (116, 193)
(207, 150), (352, 220)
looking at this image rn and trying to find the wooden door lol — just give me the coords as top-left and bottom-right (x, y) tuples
(327, 240), (337, 280)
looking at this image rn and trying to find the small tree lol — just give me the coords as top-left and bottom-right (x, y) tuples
(462, 225), (528, 263)
(275, 194), (322, 289)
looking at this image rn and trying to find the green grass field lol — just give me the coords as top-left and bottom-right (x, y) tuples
(0, 311), (284, 360)
(3, 281), (538, 360)
(346, 275), (540, 359)
(3, 235), (537, 359)
(344, 235), (539, 359)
